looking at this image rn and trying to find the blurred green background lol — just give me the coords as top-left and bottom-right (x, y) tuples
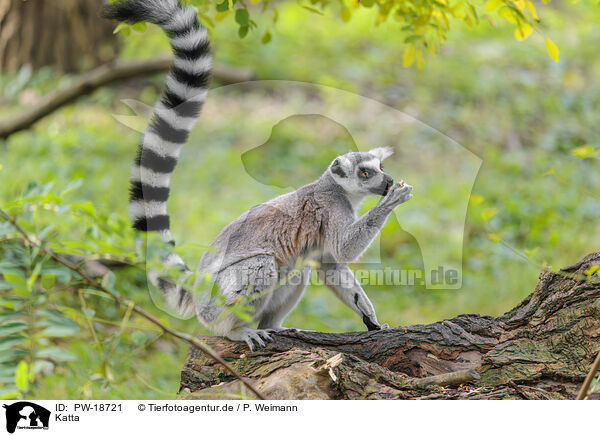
(0, 1), (599, 399)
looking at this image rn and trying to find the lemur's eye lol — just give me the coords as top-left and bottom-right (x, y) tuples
(361, 170), (369, 178)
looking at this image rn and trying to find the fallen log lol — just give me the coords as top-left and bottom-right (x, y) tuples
(179, 251), (600, 400)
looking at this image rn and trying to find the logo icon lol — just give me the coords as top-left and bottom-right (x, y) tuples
(2, 402), (50, 434)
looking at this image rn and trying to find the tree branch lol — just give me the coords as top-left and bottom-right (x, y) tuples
(577, 348), (600, 400)
(0, 207), (265, 400)
(0, 56), (255, 139)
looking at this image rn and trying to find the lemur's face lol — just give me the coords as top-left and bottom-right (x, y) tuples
(329, 147), (395, 197)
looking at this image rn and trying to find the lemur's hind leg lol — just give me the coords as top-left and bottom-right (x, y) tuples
(207, 255), (279, 350)
(257, 266), (312, 330)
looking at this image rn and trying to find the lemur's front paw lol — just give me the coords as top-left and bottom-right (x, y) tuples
(363, 315), (384, 331)
(381, 183), (413, 209)
(380, 323), (390, 329)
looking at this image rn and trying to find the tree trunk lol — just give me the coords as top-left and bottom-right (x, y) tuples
(0, 0), (116, 73)
(179, 251), (600, 400)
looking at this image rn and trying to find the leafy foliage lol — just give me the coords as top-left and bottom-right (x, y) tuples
(200, 0), (557, 67)
(111, 0), (560, 67)
(0, 183), (187, 399)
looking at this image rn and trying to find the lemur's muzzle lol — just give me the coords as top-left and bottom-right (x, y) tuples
(381, 175), (394, 196)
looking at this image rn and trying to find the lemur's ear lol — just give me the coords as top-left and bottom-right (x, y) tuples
(368, 146), (394, 161)
(330, 157), (351, 178)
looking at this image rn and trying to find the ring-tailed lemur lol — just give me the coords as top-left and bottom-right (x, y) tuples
(103, 0), (413, 350)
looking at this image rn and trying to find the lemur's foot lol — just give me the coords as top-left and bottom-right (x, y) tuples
(227, 328), (273, 351)
(380, 323), (390, 329)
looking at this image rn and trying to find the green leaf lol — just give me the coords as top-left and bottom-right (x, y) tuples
(0, 336), (25, 351)
(585, 265), (600, 277)
(23, 180), (39, 196)
(40, 325), (80, 338)
(484, 0), (504, 11)
(216, 0), (231, 12)
(469, 194), (484, 206)
(261, 30), (272, 44)
(524, 248), (539, 258)
(41, 273), (56, 289)
(0, 364), (16, 382)
(488, 233), (502, 243)
(3, 271), (26, 286)
(131, 22), (147, 33)
(113, 22), (131, 35)
(32, 360), (54, 375)
(0, 311), (23, 322)
(514, 23), (533, 41)
(26, 262), (43, 293)
(481, 208), (498, 222)
(404, 34), (423, 44)
(0, 349), (28, 363)
(36, 347), (76, 362)
(38, 224), (55, 240)
(572, 145), (597, 160)
(0, 321), (28, 336)
(416, 50), (424, 70)
(38, 310), (80, 337)
(71, 201), (96, 217)
(526, 0), (539, 21)
(230, 305), (253, 323)
(81, 307), (95, 318)
(0, 222), (15, 238)
(15, 360), (29, 391)
(238, 24), (249, 38)
(301, 5), (324, 15)
(340, 7), (352, 22)
(235, 8), (249, 25)
(131, 330), (148, 346)
(113, 23), (129, 35)
(59, 178), (83, 197)
(402, 44), (416, 67)
(101, 271), (116, 291)
(497, 6), (518, 24)
(0, 387), (20, 400)
(41, 267), (71, 284)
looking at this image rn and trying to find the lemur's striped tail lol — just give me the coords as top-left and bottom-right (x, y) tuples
(103, 0), (211, 243)
(103, 0), (210, 316)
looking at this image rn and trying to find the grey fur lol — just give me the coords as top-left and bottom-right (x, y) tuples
(105, 2), (414, 351)
(177, 148), (413, 350)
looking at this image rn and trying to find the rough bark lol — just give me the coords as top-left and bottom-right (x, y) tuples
(179, 251), (600, 400)
(0, 0), (115, 73)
